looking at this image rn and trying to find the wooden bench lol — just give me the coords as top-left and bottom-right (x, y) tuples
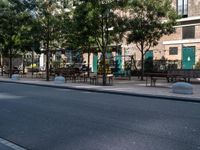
(167, 69), (200, 82)
(167, 70), (188, 82)
(19, 71), (27, 78)
(90, 76), (97, 85)
(89, 74), (114, 85)
(106, 74), (114, 85)
(146, 69), (200, 86)
(145, 73), (168, 86)
(89, 73), (98, 85)
(35, 71), (45, 78)
(79, 72), (89, 83)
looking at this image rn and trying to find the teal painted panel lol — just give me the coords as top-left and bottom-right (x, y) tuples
(93, 53), (98, 73)
(145, 50), (153, 60)
(145, 50), (153, 72)
(116, 50), (122, 71)
(182, 47), (195, 69)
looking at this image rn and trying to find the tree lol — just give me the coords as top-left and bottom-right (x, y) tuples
(34, 0), (72, 81)
(126, 0), (178, 80)
(0, 0), (42, 77)
(73, 0), (126, 85)
(0, 0), (33, 77)
(18, 19), (41, 74)
(73, 2), (96, 77)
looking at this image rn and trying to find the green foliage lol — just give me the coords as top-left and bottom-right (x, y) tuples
(0, 0), (41, 56)
(127, 0), (177, 48)
(126, 0), (178, 79)
(195, 59), (200, 69)
(73, 0), (126, 51)
(73, 2), (96, 49)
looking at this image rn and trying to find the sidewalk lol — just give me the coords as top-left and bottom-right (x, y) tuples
(0, 76), (200, 102)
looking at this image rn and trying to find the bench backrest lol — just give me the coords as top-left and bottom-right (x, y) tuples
(168, 69), (200, 78)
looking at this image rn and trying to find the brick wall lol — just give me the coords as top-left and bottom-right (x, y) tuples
(196, 25), (200, 38)
(188, 0), (200, 16)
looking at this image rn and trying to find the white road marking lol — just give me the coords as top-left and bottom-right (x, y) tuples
(55, 89), (72, 92)
(0, 138), (26, 150)
(0, 93), (24, 99)
(82, 91), (93, 94)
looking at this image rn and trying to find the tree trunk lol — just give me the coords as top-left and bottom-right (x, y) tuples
(32, 50), (34, 78)
(102, 47), (107, 86)
(46, 14), (50, 81)
(9, 49), (12, 78)
(1, 54), (3, 76)
(87, 50), (90, 78)
(22, 53), (25, 74)
(141, 52), (144, 80)
(140, 43), (144, 81)
(46, 45), (50, 81)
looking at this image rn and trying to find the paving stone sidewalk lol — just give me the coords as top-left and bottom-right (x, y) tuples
(0, 76), (200, 102)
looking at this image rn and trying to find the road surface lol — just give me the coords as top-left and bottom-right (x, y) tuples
(0, 82), (199, 150)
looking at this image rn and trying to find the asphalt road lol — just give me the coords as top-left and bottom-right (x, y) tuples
(0, 82), (199, 150)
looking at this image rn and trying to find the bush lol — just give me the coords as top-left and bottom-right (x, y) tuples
(195, 59), (200, 69)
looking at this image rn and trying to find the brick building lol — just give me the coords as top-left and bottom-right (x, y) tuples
(124, 0), (200, 70)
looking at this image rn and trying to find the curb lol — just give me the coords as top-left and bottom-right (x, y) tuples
(0, 80), (200, 103)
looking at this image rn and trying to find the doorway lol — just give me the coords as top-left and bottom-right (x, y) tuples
(182, 47), (195, 69)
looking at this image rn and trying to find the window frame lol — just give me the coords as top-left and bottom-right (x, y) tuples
(169, 47), (178, 55)
(176, 0), (188, 18)
(182, 26), (195, 39)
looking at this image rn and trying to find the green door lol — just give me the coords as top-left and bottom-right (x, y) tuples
(145, 50), (153, 60)
(93, 53), (98, 73)
(182, 47), (195, 69)
(145, 50), (153, 72)
(115, 49), (122, 72)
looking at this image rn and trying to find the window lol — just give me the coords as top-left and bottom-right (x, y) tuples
(177, 0), (188, 17)
(182, 26), (195, 39)
(169, 47), (178, 55)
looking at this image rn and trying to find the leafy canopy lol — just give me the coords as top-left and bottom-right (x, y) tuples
(126, 0), (177, 52)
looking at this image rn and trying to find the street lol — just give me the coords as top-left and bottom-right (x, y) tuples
(0, 82), (199, 150)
